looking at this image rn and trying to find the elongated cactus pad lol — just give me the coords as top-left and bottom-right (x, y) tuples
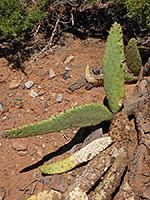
(3, 103), (112, 138)
(103, 22), (125, 113)
(41, 136), (112, 174)
(126, 38), (142, 76)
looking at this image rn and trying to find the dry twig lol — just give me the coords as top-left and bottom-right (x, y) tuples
(25, 17), (60, 67)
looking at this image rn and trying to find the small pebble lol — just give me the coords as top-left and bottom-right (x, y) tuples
(30, 89), (38, 98)
(44, 103), (49, 108)
(49, 69), (55, 78)
(0, 102), (3, 111)
(25, 80), (34, 89)
(40, 96), (44, 100)
(22, 86), (25, 89)
(56, 94), (63, 102)
(62, 72), (68, 80)
(93, 100), (97, 103)
(47, 97), (51, 101)
(16, 98), (23, 101)
(33, 172), (37, 178)
(64, 55), (74, 64)
(65, 66), (71, 71)
(19, 104), (23, 109)
(92, 67), (100, 75)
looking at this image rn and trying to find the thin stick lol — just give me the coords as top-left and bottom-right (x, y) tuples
(26, 17), (60, 67)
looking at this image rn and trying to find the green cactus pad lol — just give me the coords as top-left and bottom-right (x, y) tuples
(41, 155), (74, 174)
(3, 103), (112, 138)
(126, 38), (142, 76)
(103, 22), (125, 113)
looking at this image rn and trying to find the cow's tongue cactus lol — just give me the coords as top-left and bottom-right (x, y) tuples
(103, 22), (125, 113)
(3, 103), (112, 138)
(126, 38), (142, 76)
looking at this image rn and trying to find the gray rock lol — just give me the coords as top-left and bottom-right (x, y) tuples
(16, 98), (23, 101)
(25, 80), (34, 89)
(56, 94), (63, 102)
(62, 72), (68, 80)
(0, 102), (3, 111)
(92, 67), (100, 75)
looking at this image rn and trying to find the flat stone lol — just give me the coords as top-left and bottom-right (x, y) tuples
(56, 94), (63, 102)
(3, 119), (15, 130)
(64, 55), (74, 64)
(9, 80), (20, 89)
(11, 141), (27, 151)
(38, 90), (46, 96)
(49, 69), (55, 78)
(25, 80), (34, 89)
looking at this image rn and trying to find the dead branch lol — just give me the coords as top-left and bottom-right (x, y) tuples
(25, 17), (60, 67)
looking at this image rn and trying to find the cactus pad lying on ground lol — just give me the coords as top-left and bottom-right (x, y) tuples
(3, 103), (112, 138)
(41, 136), (112, 174)
(126, 38), (142, 76)
(103, 22), (125, 113)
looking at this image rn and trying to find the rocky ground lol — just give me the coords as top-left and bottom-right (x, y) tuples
(0, 33), (149, 200)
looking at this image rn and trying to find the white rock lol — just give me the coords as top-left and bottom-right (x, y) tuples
(25, 80), (34, 89)
(65, 66), (72, 71)
(40, 96), (44, 100)
(64, 55), (74, 64)
(30, 89), (38, 98)
(56, 94), (63, 102)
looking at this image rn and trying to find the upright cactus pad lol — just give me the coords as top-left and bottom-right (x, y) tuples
(3, 103), (112, 138)
(103, 22), (125, 113)
(126, 38), (142, 76)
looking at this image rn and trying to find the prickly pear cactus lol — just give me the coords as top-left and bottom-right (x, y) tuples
(126, 38), (142, 76)
(103, 22), (125, 113)
(3, 103), (112, 138)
